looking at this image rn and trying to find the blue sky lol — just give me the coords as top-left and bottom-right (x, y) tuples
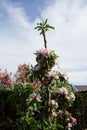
(0, 0), (87, 85)
(9, 0), (48, 21)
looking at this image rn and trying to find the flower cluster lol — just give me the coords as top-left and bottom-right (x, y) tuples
(67, 92), (76, 102)
(57, 109), (77, 130)
(58, 86), (76, 103)
(58, 87), (68, 95)
(58, 71), (68, 83)
(29, 93), (41, 102)
(31, 78), (41, 92)
(15, 63), (30, 83)
(35, 48), (52, 58)
(0, 69), (12, 87)
(50, 99), (58, 108)
(35, 48), (58, 70)
(60, 70), (68, 80)
(46, 71), (57, 78)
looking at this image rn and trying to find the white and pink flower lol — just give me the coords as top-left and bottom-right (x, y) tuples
(70, 117), (77, 125)
(58, 87), (68, 95)
(68, 123), (72, 129)
(29, 93), (37, 99)
(57, 110), (64, 115)
(70, 92), (76, 101)
(46, 71), (56, 78)
(60, 70), (68, 80)
(50, 99), (58, 108)
(52, 112), (57, 117)
(0, 69), (12, 86)
(66, 92), (75, 102)
(65, 110), (69, 115)
(29, 93), (41, 102)
(35, 48), (52, 58)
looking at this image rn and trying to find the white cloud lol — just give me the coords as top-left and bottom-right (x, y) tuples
(0, 0), (87, 85)
(68, 70), (87, 85)
(0, 1), (43, 72)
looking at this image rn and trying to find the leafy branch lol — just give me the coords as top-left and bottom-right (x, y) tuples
(35, 19), (55, 48)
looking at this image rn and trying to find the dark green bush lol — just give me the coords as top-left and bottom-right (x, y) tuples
(0, 89), (16, 130)
(71, 90), (87, 130)
(0, 88), (87, 130)
(0, 83), (33, 130)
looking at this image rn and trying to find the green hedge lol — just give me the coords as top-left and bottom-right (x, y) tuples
(0, 88), (87, 130)
(0, 89), (17, 130)
(71, 90), (87, 130)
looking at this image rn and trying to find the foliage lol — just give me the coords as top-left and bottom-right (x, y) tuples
(0, 89), (16, 130)
(0, 89), (87, 130)
(71, 91), (87, 130)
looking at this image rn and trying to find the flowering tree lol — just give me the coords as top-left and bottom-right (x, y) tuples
(0, 69), (12, 89)
(14, 19), (77, 130)
(14, 63), (30, 83)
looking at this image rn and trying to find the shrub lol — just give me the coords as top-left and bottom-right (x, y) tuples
(0, 69), (12, 89)
(14, 64), (30, 83)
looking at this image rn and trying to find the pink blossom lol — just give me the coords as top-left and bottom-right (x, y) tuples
(46, 71), (56, 78)
(70, 117), (77, 125)
(32, 79), (41, 92)
(65, 96), (70, 101)
(68, 123), (72, 128)
(50, 99), (58, 108)
(66, 92), (75, 102)
(35, 48), (52, 58)
(0, 69), (12, 86)
(58, 87), (68, 95)
(29, 93), (41, 102)
(57, 110), (64, 115)
(36, 94), (41, 102)
(29, 93), (37, 99)
(60, 70), (68, 80)
(54, 102), (58, 108)
(15, 63), (30, 83)
(70, 92), (76, 101)
(65, 110), (69, 115)
(52, 112), (57, 117)
(35, 87), (41, 92)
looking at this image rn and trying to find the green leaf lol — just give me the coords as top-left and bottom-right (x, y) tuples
(44, 19), (48, 25)
(56, 124), (64, 129)
(47, 24), (55, 30)
(34, 26), (41, 29)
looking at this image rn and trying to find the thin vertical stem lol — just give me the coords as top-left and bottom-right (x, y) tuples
(42, 30), (47, 49)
